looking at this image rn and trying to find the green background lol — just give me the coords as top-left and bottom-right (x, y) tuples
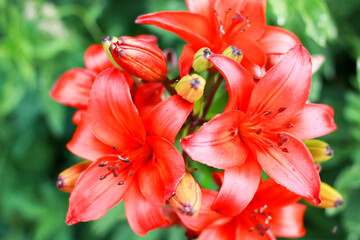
(0, 0), (359, 239)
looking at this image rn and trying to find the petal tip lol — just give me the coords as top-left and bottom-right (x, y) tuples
(308, 193), (322, 206)
(315, 194), (322, 205)
(135, 14), (149, 24)
(65, 214), (78, 225)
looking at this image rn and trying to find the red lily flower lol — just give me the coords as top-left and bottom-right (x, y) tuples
(178, 178), (307, 240)
(136, 0), (300, 78)
(65, 67), (193, 235)
(181, 45), (337, 214)
(50, 43), (129, 123)
(50, 35), (162, 124)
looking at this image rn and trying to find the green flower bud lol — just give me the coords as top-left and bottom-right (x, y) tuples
(304, 139), (334, 163)
(175, 74), (206, 103)
(307, 182), (344, 209)
(222, 45), (243, 63)
(192, 47), (213, 72)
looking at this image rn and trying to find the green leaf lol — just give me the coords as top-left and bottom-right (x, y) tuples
(91, 202), (127, 237)
(343, 189), (360, 238)
(298, 0), (337, 46)
(357, 57), (360, 92)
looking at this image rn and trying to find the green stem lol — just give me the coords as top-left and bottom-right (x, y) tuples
(169, 75), (181, 84)
(163, 78), (177, 96)
(181, 72), (223, 166)
(201, 73), (223, 120)
(182, 115), (198, 167)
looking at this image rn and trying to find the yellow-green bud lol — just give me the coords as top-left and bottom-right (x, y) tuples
(222, 45), (243, 63)
(192, 47), (213, 72)
(175, 74), (206, 103)
(309, 182), (344, 208)
(304, 139), (334, 163)
(169, 172), (202, 217)
(102, 36), (121, 68)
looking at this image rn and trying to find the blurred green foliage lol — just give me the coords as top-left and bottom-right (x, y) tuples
(0, 0), (359, 239)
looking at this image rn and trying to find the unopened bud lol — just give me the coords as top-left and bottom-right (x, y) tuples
(192, 47), (213, 72)
(102, 36), (120, 68)
(56, 161), (91, 193)
(175, 74), (206, 103)
(316, 182), (344, 208)
(222, 45), (243, 63)
(134, 34), (158, 46)
(108, 36), (167, 82)
(169, 172), (202, 217)
(304, 139), (334, 163)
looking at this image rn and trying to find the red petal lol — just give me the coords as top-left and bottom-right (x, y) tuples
(221, 0), (265, 41)
(138, 136), (185, 205)
(66, 157), (132, 224)
(72, 109), (86, 125)
(254, 133), (321, 204)
(270, 203), (307, 238)
(181, 111), (248, 169)
(214, 0), (245, 22)
(84, 44), (114, 74)
(279, 103), (337, 140)
(136, 11), (213, 48)
(50, 68), (95, 108)
(250, 179), (302, 210)
(241, 56), (266, 80)
(134, 82), (164, 117)
(162, 206), (181, 225)
(258, 26), (300, 55)
(134, 34), (159, 46)
(87, 67), (146, 152)
(185, 0), (216, 20)
(142, 95), (193, 143)
(214, 0), (265, 40)
(264, 54), (283, 71)
(212, 171), (224, 187)
(123, 71), (135, 88)
(211, 155), (261, 216)
(231, 36), (265, 67)
(198, 221), (236, 240)
(236, 219), (276, 240)
(178, 189), (230, 232)
(181, 111), (249, 169)
(208, 54), (254, 112)
(124, 179), (169, 236)
(247, 45), (312, 126)
(67, 118), (118, 161)
(179, 45), (196, 77)
(240, 0), (266, 40)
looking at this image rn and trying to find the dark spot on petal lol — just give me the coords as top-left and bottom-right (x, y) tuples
(98, 161), (108, 167)
(278, 107), (287, 113)
(282, 148), (289, 153)
(264, 110), (273, 115)
(255, 128), (263, 135)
